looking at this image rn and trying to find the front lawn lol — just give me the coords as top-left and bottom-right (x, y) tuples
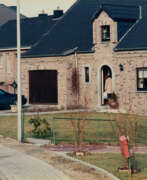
(0, 112), (146, 146)
(71, 153), (147, 180)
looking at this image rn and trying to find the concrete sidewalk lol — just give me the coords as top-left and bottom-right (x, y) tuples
(0, 145), (70, 180)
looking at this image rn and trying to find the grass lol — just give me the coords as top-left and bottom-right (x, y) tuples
(0, 112), (146, 180)
(0, 116), (17, 139)
(70, 153), (147, 180)
(0, 112), (147, 146)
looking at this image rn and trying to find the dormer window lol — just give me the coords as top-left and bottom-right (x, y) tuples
(101, 25), (110, 42)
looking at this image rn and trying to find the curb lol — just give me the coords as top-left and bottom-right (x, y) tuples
(55, 152), (120, 180)
(0, 109), (87, 117)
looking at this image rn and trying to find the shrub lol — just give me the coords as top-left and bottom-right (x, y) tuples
(29, 115), (52, 139)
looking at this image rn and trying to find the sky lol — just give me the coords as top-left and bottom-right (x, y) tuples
(0, 0), (76, 17)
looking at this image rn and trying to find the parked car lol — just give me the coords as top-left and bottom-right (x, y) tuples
(0, 89), (27, 109)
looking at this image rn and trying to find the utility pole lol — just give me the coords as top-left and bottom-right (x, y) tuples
(17, 0), (22, 142)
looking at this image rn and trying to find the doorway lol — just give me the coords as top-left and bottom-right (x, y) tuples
(101, 65), (112, 106)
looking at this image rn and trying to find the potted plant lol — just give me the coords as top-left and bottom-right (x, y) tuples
(108, 92), (119, 109)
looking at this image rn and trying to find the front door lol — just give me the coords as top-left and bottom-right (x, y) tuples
(101, 65), (112, 106)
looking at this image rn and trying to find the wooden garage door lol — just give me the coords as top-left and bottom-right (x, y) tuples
(29, 70), (58, 104)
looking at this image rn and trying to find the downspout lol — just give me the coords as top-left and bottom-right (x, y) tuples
(74, 46), (78, 69)
(75, 50), (78, 70)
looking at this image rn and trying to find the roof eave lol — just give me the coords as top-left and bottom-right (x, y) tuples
(0, 46), (31, 52)
(114, 47), (147, 52)
(22, 50), (94, 59)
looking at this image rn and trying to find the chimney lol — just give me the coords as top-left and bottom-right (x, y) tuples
(38, 10), (48, 18)
(53, 7), (63, 18)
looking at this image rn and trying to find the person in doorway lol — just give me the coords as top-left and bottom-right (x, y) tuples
(104, 73), (112, 102)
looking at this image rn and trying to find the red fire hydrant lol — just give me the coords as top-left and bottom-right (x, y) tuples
(119, 135), (130, 159)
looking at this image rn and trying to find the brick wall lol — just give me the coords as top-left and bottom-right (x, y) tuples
(21, 56), (71, 109)
(0, 51), (17, 93)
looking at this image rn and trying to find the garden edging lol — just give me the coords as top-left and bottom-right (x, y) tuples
(55, 151), (120, 180)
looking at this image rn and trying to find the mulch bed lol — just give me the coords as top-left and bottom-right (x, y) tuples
(44, 144), (115, 152)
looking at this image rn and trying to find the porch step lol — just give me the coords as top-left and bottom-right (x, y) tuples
(100, 109), (119, 113)
(96, 106), (126, 114)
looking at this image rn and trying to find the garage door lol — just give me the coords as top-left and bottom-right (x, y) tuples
(29, 70), (58, 104)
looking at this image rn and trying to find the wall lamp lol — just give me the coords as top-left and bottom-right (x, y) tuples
(119, 64), (124, 71)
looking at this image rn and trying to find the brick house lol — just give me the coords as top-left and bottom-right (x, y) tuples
(2, 0), (147, 115)
(0, 4), (25, 92)
(0, 10), (63, 92)
(20, 0), (147, 115)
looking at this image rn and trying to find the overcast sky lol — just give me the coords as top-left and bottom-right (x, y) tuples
(0, 0), (76, 17)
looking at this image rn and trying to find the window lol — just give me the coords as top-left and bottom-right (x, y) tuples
(0, 54), (3, 67)
(7, 54), (11, 73)
(137, 68), (147, 91)
(101, 25), (110, 42)
(84, 66), (90, 83)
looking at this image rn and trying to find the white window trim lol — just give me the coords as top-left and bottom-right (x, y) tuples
(6, 54), (11, 73)
(97, 63), (115, 108)
(0, 54), (3, 68)
(83, 64), (91, 84)
(101, 25), (111, 42)
(137, 67), (147, 92)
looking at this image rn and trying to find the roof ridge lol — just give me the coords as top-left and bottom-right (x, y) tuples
(101, 3), (139, 8)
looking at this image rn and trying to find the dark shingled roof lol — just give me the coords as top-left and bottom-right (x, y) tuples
(92, 4), (139, 41)
(0, 14), (58, 49)
(0, 4), (25, 27)
(93, 4), (139, 21)
(117, 21), (136, 41)
(115, 6), (147, 51)
(20, 0), (147, 57)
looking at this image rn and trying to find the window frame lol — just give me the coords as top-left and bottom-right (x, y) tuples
(83, 65), (91, 84)
(0, 54), (3, 68)
(101, 25), (110, 42)
(137, 67), (147, 91)
(6, 54), (11, 73)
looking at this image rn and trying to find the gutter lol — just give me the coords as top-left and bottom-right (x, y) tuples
(0, 46), (31, 52)
(115, 47), (147, 52)
(22, 49), (94, 59)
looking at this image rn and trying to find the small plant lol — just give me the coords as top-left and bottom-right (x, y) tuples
(108, 92), (118, 108)
(70, 97), (89, 153)
(29, 115), (52, 139)
(110, 92), (117, 101)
